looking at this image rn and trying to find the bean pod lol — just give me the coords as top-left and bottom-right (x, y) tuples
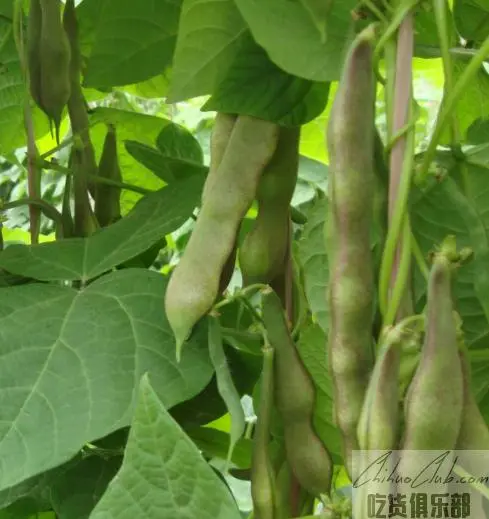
(401, 253), (463, 450)
(357, 325), (403, 451)
(239, 126), (300, 285)
(326, 25), (377, 476)
(262, 287), (332, 497)
(63, 0), (98, 197)
(39, 0), (71, 142)
(95, 125), (122, 228)
(206, 113), (238, 294)
(251, 345), (275, 519)
(165, 116), (279, 358)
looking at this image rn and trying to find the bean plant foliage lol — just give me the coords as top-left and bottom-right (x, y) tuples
(0, 0), (488, 518)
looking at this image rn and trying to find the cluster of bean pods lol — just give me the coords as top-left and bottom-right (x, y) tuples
(162, 13), (488, 519)
(26, 0), (122, 237)
(326, 19), (488, 517)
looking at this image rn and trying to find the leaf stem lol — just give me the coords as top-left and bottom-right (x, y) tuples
(42, 159), (150, 195)
(3, 198), (65, 238)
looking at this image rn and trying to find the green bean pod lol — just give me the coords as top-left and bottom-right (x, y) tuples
(251, 345), (275, 519)
(71, 146), (98, 237)
(456, 348), (489, 450)
(357, 325), (403, 451)
(206, 113), (238, 294)
(95, 124), (122, 228)
(203, 113), (237, 203)
(326, 25), (376, 476)
(27, 0), (43, 111)
(239, 127), (300, 285)
(262, 287), (332, 497)
(63, 0), (98, 197)
(273, 459), (292, 519)
(165, 116), (279, 358)
(401, 253), (463, 450)
(39, 0), (71, 142)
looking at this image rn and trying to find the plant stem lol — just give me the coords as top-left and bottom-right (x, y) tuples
(379, 12), (415, 322)
(13, 0), (41, 245)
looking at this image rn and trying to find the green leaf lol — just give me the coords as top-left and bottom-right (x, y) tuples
(0, 475), (48, 511)
(296, 323), (342, 463)
(440, 58), (489, 145)
(299, 0), (332, 41)
(0, 270), (213, 492)
(202, 32), (330, 125)
(233, 0), (356, 82)
(124, 140), (176, 183)
(467, 118), (489, 144)
(453, 0), (489, 45)
(186, 427), (252, 469)
(297, 197), (329, 333)
(168, 0), (247, 102)
(125, 123), (208, 183)
(89, 375), (242, 519)
(410, 175), (487, 345)
(156, 123), (204, 165)
(48, 455), (122, 519)
(207, 316), (246, 468)
(0, 176), (203, 282)
(83, 0), (180, 88)
(88, 108), (174, 210)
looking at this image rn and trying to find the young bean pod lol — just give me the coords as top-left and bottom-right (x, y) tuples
(357, 325), (403, 451)
(239, 127), (300, 285)
(401, 253), (463, 450)
(262, 287), (332, 497)
(326, 25), (377, 476)
(273, 459), (292, 519)
(251, 344), (275, 519)
(70, 146), (98, 237)
(39, 0), (71, 142)
(95, 125), (122, 228)
(165, 116), (279, 358)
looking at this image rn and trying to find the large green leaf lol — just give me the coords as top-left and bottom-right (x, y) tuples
(83, 0), (181, 88)
(89, 375), (241, 519)
(0, 176), (203, 282)
(168, 0), (247, 102)
(203, 32), (330, 125)
(0, 270), (213, 492)
(410, 174), (488, 345)
(233, 0), (356, 82)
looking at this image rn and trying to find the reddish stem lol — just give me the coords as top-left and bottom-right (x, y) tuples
(388, 14), (414, 319)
